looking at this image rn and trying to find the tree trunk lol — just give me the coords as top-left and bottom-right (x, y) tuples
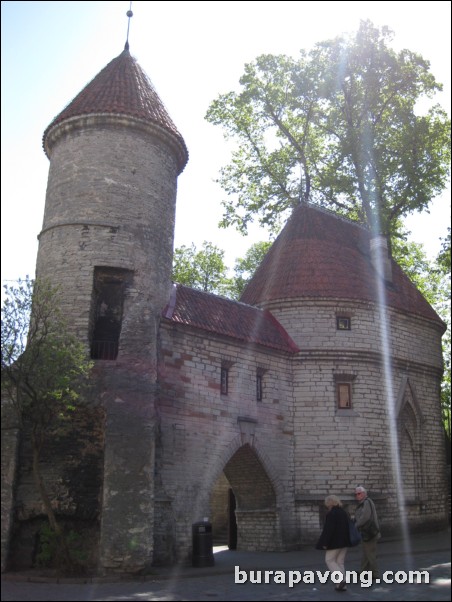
(31, 434), (76, 573)
(31, 435), (61, 534)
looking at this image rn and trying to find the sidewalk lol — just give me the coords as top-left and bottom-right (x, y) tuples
(154, 527), (452, 582)
(1, 529), (450, 601)
(2, 527), (450, 583)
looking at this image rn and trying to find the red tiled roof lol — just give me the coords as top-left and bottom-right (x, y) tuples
(163, 284), (299, 353)
(43, 49), (188, 172)
(240, 204), (444, 326)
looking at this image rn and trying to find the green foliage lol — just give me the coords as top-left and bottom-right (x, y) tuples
(437, 228), (451, 274)
(172, 241), (233, 295)
(312, 21), (450, 238)
(1, 276), (92, 439)
(392, 236), (441, 303)
(173, 240), (273, 300)
(206, 21), (450, 239)
(206, 52), (320, 235)
(1, 276), (93, 571)
(35, 522), (59, 567)
(435, 229), (451, 444)
(231, 241), (272, 299)
(36, 522), (87, 572)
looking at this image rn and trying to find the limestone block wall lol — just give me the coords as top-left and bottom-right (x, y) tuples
(37, 120), (178, 349)
(210, 473), (230, 543)
(268, 298), (446, 538)
(263, 298), (443, 368)
(33, 118), (181, 573)
(156, 322), (297, 562)
(235, 509), (281, 551)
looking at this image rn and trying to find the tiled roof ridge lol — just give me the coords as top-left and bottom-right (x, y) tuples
(261, 308), (300, 352)
(171, 281), (269, 310)
(297, 201), (369, 231)
(389, 261), (446, 329)
(163, 283), (300, 353)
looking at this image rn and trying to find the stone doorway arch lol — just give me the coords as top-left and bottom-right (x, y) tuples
(396, 377), (426, 506)
(210, 443), (281, 551)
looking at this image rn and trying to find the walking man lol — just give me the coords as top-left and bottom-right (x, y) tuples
(354, 485), (380, 579)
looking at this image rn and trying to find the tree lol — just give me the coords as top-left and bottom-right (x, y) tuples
(206, 21), (450, 239)
(172, 241), (232, 295)
(173, 240), (272, 300)
(230, 241), (272, 299)
(391, 236), (440, 300)
(206, 52), (321, 235)
(435, 230), (451, 451)
(1, 277), (92, 571)
(312, 21), (450, 239)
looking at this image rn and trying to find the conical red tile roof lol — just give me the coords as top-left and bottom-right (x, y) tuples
(43, 49), (188, 172)
(240, 203), (444, 326)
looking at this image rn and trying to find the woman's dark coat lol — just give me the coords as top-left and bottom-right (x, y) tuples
(316, 506), (351, 550)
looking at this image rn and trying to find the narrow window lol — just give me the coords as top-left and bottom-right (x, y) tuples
(90, 267), (132, 360)
(337, 316), (351, 330)
(337, 383), (352, 409)
(256, 374), (263, 402)
(221, 367), (229, 395)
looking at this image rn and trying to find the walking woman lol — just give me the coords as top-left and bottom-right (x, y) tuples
(316, 495), (351, 592)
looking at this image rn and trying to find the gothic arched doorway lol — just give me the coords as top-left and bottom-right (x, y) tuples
(210, 444), (280, 551)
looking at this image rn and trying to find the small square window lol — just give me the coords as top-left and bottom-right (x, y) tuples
(221, 367), (229, 395)
(337, 383), (351, 408)
(337, 317), (351, 330)
(256, 374), (263, 401)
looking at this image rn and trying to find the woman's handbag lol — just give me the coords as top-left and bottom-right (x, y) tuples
(348, 517), (362, 546)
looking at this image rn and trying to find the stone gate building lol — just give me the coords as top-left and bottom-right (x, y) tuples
(1, 45), (448, 574)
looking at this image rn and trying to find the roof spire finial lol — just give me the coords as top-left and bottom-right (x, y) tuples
(125, 2), (133, 51)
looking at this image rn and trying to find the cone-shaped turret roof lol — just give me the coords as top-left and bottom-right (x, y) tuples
(43, 49), (188, 172)
(240, 203), (444, 326)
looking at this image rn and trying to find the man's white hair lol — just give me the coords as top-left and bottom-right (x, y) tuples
(355, 485), (367, 494)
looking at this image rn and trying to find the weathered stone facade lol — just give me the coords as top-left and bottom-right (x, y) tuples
(1, 47), (448, 574)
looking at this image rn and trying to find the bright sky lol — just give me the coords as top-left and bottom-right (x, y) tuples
(1, 1), (451, 285)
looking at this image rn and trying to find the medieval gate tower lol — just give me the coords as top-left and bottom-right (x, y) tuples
(36, 47), (188, 571)
(2, 32), (447, 575)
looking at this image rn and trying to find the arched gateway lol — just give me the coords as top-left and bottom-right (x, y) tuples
(211, 444), (280, 552)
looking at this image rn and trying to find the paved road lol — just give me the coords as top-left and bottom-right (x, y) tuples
(2, 531), (450, 601)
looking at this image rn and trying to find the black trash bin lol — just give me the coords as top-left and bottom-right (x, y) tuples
(192, 521), (215, 567)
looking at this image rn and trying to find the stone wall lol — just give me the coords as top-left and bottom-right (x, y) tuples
(156, 321), (297, 561)
(154, 293), (447, 558)
(210, 472), (230, 544)
(267, 298), (447, 536)
(5, 405), (104, 570)
(235, 509), (281, 551)
(32, 117), (181, 573)
(1, 400), (19, 572)
(37, 119), (178, 349)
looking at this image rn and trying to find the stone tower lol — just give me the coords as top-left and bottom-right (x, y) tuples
(36, 47), (188, 572)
